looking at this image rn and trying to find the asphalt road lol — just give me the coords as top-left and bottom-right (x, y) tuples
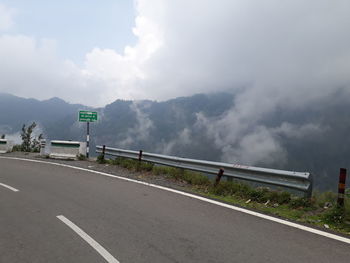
(1, 157), (350, 263)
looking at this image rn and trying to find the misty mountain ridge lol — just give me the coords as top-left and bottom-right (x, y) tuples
(0, 91), (349, 191)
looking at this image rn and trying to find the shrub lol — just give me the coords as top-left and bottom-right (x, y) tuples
(97, 154), (106, 164)
(136, 161), (154, 172)
(12, 144), (22, 152)
(288, 197), (312, 209)
(313, 191), (337, 208)
(209, 181), (236, 196)
(249, 189), (268, 202)
(106, 157), (153, 172)
(276, 191), (292, 204)
(152, 166), (174, 175)
(20, 122), (43, 152)
(77, 154), (86, 161)
(183, 170), (210, 186)
(323, 206), (345, 225)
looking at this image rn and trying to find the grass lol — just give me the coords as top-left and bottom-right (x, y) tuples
(153, 165), (211, 185)
(96, 155), (350, 235)
(77, 154), (86, 160)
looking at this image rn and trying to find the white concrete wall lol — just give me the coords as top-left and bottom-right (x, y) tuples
(49, 140), (81, 159)
(79, 142), (87, 156)
(0, 139), (13, 153)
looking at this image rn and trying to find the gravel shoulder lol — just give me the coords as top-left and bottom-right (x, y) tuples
(3, 152), (191, 191)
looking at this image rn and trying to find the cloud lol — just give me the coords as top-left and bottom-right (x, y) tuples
(0, 1), (164, 106)
(156, 128), (192, 155)
(78, 0), (350, 109)
(0, 4), (15, 31)
(127, 0), (350, 104)
(1, 0), (350, 108)
(117, 101), (154, 148)
(0, 34), (107, 106)
(194, 109), (328, 166)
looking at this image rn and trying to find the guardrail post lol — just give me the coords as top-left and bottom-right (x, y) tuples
(138, 150), (143, 161)
(214, 168), (224, 186)
(337, 168), (347, 206)
(305, 173), (313, 199)
(102, 145), (106, 160)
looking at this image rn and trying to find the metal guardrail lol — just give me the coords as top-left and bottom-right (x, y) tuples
(96, 145), (313, 197)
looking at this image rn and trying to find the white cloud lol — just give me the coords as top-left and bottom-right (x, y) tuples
(78, 0), (350, 107)
(117, 101), (154, 148)
(0, 4), (15, 31)
(1, 0), (350, 109)
(0, 34), (111, 106)
(157, 128), (192, 155)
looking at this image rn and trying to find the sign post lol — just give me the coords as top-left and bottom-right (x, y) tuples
(79, 111), (98, 158)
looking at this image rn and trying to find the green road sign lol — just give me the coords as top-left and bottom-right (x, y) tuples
(79, 111), (98, 122)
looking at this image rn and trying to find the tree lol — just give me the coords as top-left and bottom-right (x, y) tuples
(20, 122), (43, 152)
(31, 133), (43, 152)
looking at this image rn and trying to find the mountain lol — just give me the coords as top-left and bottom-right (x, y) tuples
(0, 92), (349, 191)
(0, 93), (88, 135)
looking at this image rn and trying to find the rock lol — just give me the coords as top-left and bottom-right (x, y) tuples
(324, 224), (330, 229)
(323, 202), (332, 209)
(245, 199), (251, 204)
(273, 203), (279, 208)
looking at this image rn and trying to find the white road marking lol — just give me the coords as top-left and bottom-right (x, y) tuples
(57, 215), (120, 263)
(2, 156), (350, 245)
(0, 182), (19, 192)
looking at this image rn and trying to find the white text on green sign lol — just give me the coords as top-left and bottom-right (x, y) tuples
(79, 111), (98, 122)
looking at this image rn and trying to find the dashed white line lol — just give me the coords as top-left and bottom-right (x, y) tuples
(1, 156), (350, 245)
(57, 215), (120, 263)
(0, 182), (19, 192)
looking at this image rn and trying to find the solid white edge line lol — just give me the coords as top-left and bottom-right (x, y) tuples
(1, 156), (350, 245)
(57, 215), (120, 263)
(0, 182), (19, 192)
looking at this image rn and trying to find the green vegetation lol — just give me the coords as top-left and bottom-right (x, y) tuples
(96, 156), (350, 235)
(11, 122), (43, 153)
(18, 122), (43, 152)
(12, 144), (22, 152)
(77, 154), (86, 160)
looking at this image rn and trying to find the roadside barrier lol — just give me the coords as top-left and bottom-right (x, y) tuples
(96, 145), (313, 197)
(0, 139), (13, 153)
(49, 140), (81, 159)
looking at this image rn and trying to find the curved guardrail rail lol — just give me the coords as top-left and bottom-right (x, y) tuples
(96, 145), (313, 197)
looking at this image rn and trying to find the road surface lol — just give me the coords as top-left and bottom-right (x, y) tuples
(1, 157), (349, 262)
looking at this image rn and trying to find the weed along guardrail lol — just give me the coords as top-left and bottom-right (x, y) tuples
(0, 139), (13, 153)
(96, 145), (313, 197)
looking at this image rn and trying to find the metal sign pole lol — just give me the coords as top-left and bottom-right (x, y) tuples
(79, 110), (97, 159)
(86, 121), (90, 158)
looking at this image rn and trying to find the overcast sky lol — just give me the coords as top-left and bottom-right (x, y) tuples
(0, 0), (349, 107)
